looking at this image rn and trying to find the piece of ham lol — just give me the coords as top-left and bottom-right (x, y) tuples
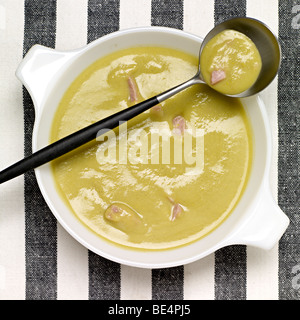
(105, 204), (122, 221)
(172, 115), (186, 135)
(171, 203), (183, 221)
(127, 76), (138, 102)
(210, 69), (226, 85)
(167, 197), (183, 221)
(151, 104), (162, 112)
(104, 203), (147, 234)
(150, 104), (164, 117)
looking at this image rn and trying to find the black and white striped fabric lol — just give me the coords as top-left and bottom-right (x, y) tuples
(0, 0), (299, 300)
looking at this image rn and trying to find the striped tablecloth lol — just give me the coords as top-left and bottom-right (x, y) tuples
(0, 0), (299, 300)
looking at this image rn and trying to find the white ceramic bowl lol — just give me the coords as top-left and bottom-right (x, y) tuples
(16, 27), (289, 268)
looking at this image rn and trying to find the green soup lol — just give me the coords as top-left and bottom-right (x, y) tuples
(200, 29), (262, 95)
(51, 46), (252, 250)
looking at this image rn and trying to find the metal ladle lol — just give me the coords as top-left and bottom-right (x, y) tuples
(0, 17), (281, 184)
(160, 17), (281, 99)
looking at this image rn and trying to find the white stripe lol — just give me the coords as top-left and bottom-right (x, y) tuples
(184, 254), (215, 300)
(121, 266), (152, 300)
(56, 0), (89, 300)
(183, 0), (214, 37)
(247, 0), (279, 37)
(119, 0), (152, 300)
(0, 0), (25, 300)
(56, 0), (88, 51)
(246, 0), (279, 300)
(183, 1), (215, 300)
(57, 226), (89, 300)
(119, 0), (151, 29)
(0, 4), (6, 30)
(247, 246), (279, 300)
(0, 265), (5, 290)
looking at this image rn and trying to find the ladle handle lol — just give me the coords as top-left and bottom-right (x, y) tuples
(0, 70), (201, 184)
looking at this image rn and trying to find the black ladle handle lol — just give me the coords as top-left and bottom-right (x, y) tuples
(0, 96), (159, 184)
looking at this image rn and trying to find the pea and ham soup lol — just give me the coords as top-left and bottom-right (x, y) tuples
(51, 46), (252, 250)
(200, 29), (262, 95)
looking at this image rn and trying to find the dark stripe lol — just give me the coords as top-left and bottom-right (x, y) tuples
(88, 0), (120, 43)
(151, 0), (184, 300)
(214, 246), (247, 300)
(88, 252), (121, 300)
(87, 0), (121, 301)
(23, 0), (57, 300)
(278, 0), (300, 300)
(152, 267), (184, 300)
(214, 0), (247, 301)
(151, 0), (183, 29)
(214, 0), (246, 25)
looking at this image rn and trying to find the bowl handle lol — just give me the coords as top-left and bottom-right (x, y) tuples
(16, 45), (78, 117)
(227, 181), (289, 250)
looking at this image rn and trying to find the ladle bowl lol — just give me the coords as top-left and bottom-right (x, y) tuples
(199, 17), (281, 97)
(159, 17), (281, 102)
